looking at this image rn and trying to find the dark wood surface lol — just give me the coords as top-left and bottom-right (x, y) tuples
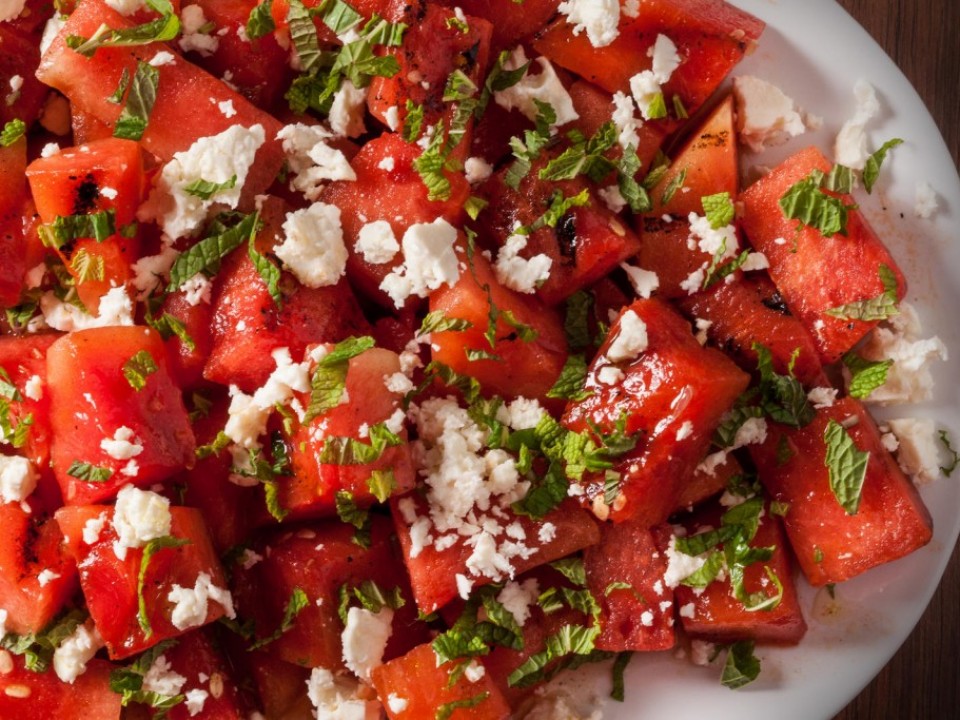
(833, 1), (960, 718)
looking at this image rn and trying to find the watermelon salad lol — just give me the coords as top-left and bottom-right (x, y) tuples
(0, 0), (951, 717)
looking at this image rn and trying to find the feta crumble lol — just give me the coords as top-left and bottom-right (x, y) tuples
(112, 486), (172, 561)
(0, 456), (38, 505)
(620, 262), (659, 299)
(340, 606), (394, 682)
(356, 220), (400, 265)
(276, 203), (349, 287)
(606, 309), (648, 363)
(179, 5), (219, 56)
(494, 47), (579, 128)
(887, 418), (942, 484)
(100, 426), (144, 461)
(41, 286), (135, 331)
(494, 234), (553, 294)
(732, 76), (810, 153)
(834, 79), (880, 170)
(306, 667), (381, 720)
(629, 35), (681, 120)
(277, 123), (356, 201)
(167, 572), (236, 630)
(53, 620), (103, 684)
(379, 219), (462, 307)
(557, 0), (620, 48)
(915, 181), (939, 219)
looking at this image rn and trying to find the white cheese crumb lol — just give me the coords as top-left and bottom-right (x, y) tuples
(167, 571), (236, 630)
(691, 640), (716, 666)
(104, 0), (145, 14)
(276, 203), (349, 288)
(181, 273), (213, 306)
(598, 185), (627, 214)
(379, 219), (461, 308)
(53, 620), (103, 684)
(620, 262), (659, 299)
(185, 688), (210, 717)
(179, 5), (219, 56)
(464, 660), (486, 683)
(856, 303), (947, 405)
(218, 99), (237, 118)
(356, 220), (400, 265)
(306, 667), (381, 720)
(834, 79), (880, 170)
(732, 76), (809, 153)
(741, 252), (769, 272)
(914, 181), (938, 219)
(276, 123), (356, 201)
(142, 654), (188, 697)
(386, 694), (409, 714)
(459, 158), (491, 188)
(341, 607), (394, 682)
(329, 80), (368, 138)
(100, 426), (144, 461)
(494, 234), (552, 294)
(557, 0), (620, 48)
(663, 535), (707, 589)
(676, 421), (694, 442)
(148, 50), (176, 68)
(112, 486), (172, 561)
(39, 14), (66, 56)
(496, 578), (540, 627)
(629, 35), (681, 120)
(40, 142), (61, 158)
(887, 418), (942, 484)
(611, 91), (642, 150)
(494, 47), (579, 128)
(0, 456), (38, 505)
(82, 512), (109, 545)
(606, 309), (648, 363)
(597, 365), (625, 386)
(37, 569), (60, 587)
(807, 387), (838, 409)
(142, 124), (265, 240)
(679, 602), (696, 619)
(40, 286), (135, 331)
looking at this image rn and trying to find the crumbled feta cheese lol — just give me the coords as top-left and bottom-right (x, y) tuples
(82, 512), (109, 545)
(167, 572), (236, 630)
(386, 695), (408, 714)
(218, 99), (237, 118)
(694, 318), (712, 346)
(100, 426), (144, 461)
(620, 262), (659, 299)
(688, 211), (738, 259)
(131, 237), (180, 300)
(148, 50), (175, 67)
(856, 303), (947, 405)
(676, 421), (694, 441)
(497, 578), (540, 627)
(329, 80), (368, 138)
(679, 602), (696, 619)
(557, 0), (620, 48)
(494, 47), (579, 128)
(179, 5), (219, 56)
(807, 387), (838, 410)
(0, 456), (38, 505)
(377, 156), (395, 172)
(276, 203), (349, 288)
(40, 142), (61, 158)
(276, 123), (356, 201)
(104, 0), (144, 15)
(732, 76), (809, 153)
(181, 273), (213, 306)
(629, 35), (681, 120)
(341, 607), (394, 682)
(887, 418), (942, 484)
(306, 667), (381, 720)
(464, 157), (493, 185)
(112, 486), (172, 561)
(691, 640), (716, 666)
(538, 522), (557, 544)
(606, 309), (648, 363)
(463, 660), (486, 683)
(611, 91), (641, 150)
(224, 347), (312, 449)
(37, 569), (60, 587)
(834, 79), (880, 170)
(598, 185), (627, 214)
(504, 397), (546, 431)
(185, 689), (210, 717)
(597, 365), (625, 386)
(384, 372), (413, 395)
(41, 286), (135, 331)
(356, 221), (400, 265)
(143, 654), (187, 697)
(494, 234), (552, 294)
(915, 181), (938, 219)
(379, 219), (461, 307)
(741, 252), (769, 272)
(680, 265), (707, 295)
(39, 14), (66, 56)
(663, 535), (707, 589)
(53, 621), (102, 684)
(383, 106), (401, 132)
(99, 186), (119, 200)
(142, 124), (265, 240)
(880, 431), (900, 453)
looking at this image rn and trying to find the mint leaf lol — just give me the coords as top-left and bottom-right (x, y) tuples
(0, 119), (26, 147)
(249, 587), (308, 650)
(248, 236), (283, 307)
(437, 693), (489, 720)
(123, 350), (158, 391)
(778, 170), (853, 237)
(39, 209), (117, 250)
(721, 640), (761, 689)
(113, 60), (159, 141)
(824, 264), (899, 321)
(546, 354), (591, 401)
(183, 175), (238, 200)
(823, 418), (869, 515)
(67, 14), (181, 57)
(67, 461), (114, 482)
(842, 351), (892, 399)
(939, 430), (959, 477)
(702, 191), (735, 229)
(167, 212), (259, 292)
(304, 336), (375, 423)
(863, 138), (903, 193)
(419, 310), (472, 335)
(246, 0), (275, 40)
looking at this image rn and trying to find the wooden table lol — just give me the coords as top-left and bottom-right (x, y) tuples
(833, 1), (960, 718)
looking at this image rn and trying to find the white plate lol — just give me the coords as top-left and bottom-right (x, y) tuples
(569, 1), (960, 718)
